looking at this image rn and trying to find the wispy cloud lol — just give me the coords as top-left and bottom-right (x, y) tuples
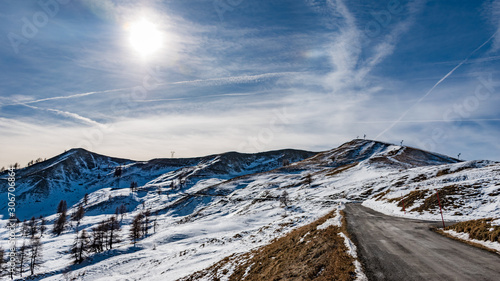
(3, 72), (297, 107)
(315, 0), (425, 94)
(485, 0), (500, 52)
(1, 0), (500, 167)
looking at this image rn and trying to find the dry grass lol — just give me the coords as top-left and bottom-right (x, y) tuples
(409, 174), (427, 183)
(411, 185), (462, 212)
(436, 168), (451, 177)
(435, 166), (472, 177)
(445, 218), (500, 243)
(384, 184), (478, 213)
(325, 163), (358, 177)
(179, 210), (356, 281)
(387, 189), (429, 210)
(488, 188), (500, 196)
(373, 189), (391, 201)
(391, 176), (408, 187)
(434, 219), (500, 255)
(435, 229), (500, 255)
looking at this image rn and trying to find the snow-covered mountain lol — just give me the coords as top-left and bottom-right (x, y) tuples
(298, 139), (459, 168)
(0, 148), (315, 219)
(0, 139), (498, 280)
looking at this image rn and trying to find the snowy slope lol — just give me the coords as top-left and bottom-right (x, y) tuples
(299, 139), (459, 169)
(0, 148), (315, 219)
(0, 139), (498, 280)
(362, 159), (500, 221)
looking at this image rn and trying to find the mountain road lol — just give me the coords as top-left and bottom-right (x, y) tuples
(344, 203), (500, 281)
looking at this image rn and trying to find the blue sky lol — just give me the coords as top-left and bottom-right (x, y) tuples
(1, 0), (500, 167)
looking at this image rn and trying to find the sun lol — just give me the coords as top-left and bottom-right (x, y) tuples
(128, 19), (163, 58)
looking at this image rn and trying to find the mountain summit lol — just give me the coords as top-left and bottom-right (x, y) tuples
(301, 139), (460, 168)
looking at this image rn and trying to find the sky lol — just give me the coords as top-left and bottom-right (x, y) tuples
(1, 0), (500, 168)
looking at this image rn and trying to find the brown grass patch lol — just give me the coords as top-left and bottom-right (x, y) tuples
(436, 166), (473, 178)
(373, 189), (390, 201)
(179, 210), (356, 281)
(444, 218), (500, 243)
(434, 229), (500, 255)
(436, 168), (451, 177)
(387, 189), (430, 210)
(411, 185), (463, 212)
(325, 163), (358, 177)
(488, 188), (500, 196)
(410, 174), (428, 183)
(392, 176), (408, 187)
(383, 184), (487, 213)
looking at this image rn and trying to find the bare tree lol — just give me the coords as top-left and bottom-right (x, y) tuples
(71, 205), (85, 231)
(28, 217), (38, 238)
(29, 237), (42, 276)
(107, 216), (121, 249)
(117, 204), (127, 221)
(39, 215), (46, 236)
(130, 213), (143, 246)
(83, 193), (89, 205)
(53, 211), (67, 236)
(71, 230), (90, 264)
(0, 245), (4, 275)
(143, 210), (151, 237)
(152, 211), (159, 234)
(114, 166), (123, 177)
(18, 241), (27, 277)
(57, 200), (68, 214)
(21, 219), (29, 237)
(90, 222), (105, 253)
(130, 181), (138, 193)
(280, 190), (289, 208)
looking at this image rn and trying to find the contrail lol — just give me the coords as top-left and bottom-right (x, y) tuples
(375, 30), (499, 140)
(21, 104), (104, 127)
(4, 72), (296, 106)
(5, 88), (129, 106)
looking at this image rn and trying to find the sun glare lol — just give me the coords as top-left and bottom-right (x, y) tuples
(128, 19), (163, 58)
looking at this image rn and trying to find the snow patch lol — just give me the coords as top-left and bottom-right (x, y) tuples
(443, 230), (500, 254)
(317, 204), (344, 230)
(338, 232), (367, 281)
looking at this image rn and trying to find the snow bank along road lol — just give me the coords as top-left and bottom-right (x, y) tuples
(344, 204), (500, 281)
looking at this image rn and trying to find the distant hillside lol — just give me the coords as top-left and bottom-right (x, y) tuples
(0, 148), (315, 219)
(0, 139), (497, 280)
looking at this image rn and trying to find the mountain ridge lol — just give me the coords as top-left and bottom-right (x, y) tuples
(0, 139), (498, 280)
(0, 147), (316, 219)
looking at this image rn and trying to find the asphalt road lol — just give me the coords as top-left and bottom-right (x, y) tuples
(344, 203), (500, 281)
